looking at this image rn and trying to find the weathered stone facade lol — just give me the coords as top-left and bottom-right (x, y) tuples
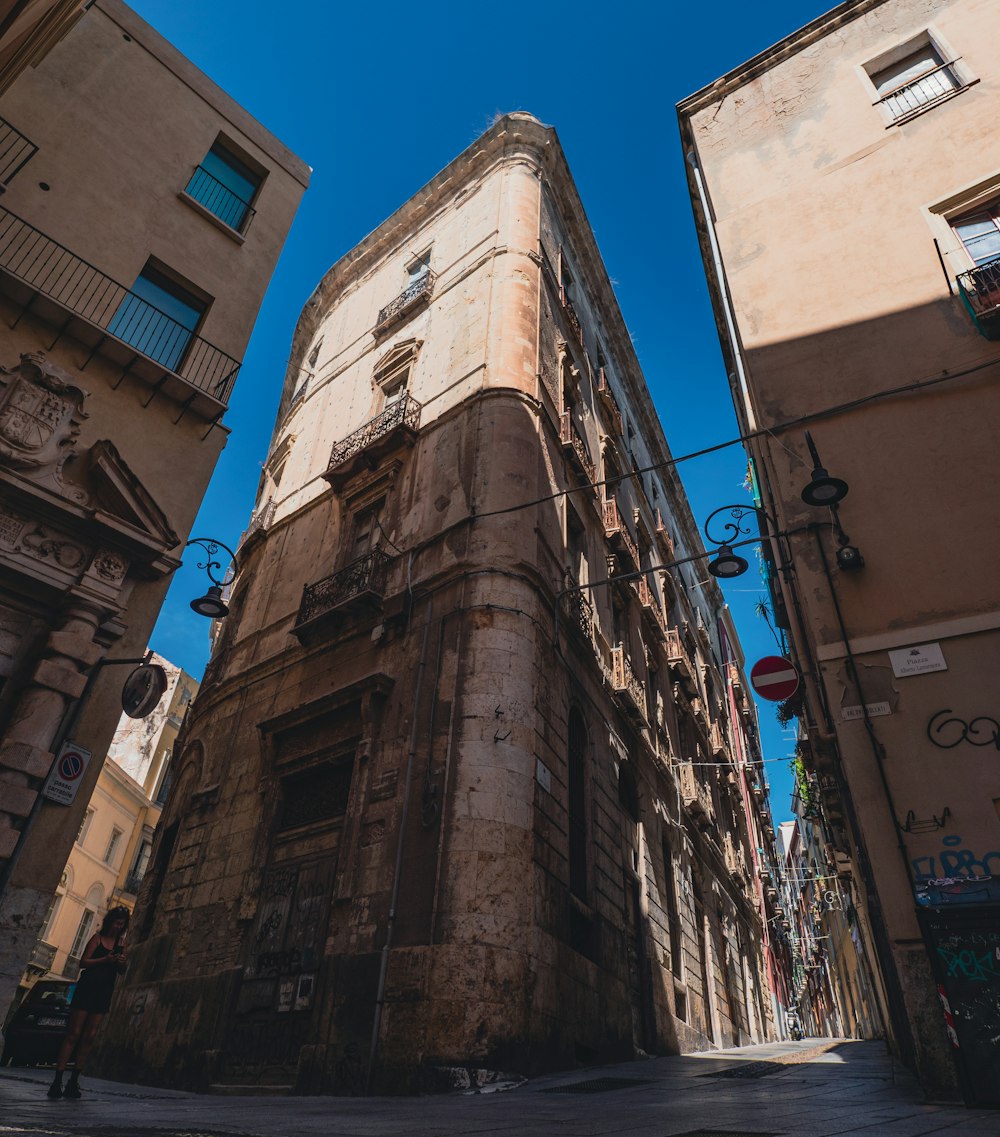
(99, 114), (778, 1093)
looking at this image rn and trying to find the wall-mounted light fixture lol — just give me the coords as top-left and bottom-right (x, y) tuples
(185, 537), (239, 618)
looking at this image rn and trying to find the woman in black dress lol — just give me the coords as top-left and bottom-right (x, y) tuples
(47, 906), (128, 1100)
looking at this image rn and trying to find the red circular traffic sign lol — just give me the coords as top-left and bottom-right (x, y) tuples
(750, 656), (800, 702)
(58, 751), (86, 780)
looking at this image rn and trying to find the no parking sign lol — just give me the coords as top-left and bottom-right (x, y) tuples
(42, 741), (92, 806)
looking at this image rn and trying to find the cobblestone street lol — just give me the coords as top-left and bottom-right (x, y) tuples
(1, 1040), (998, 1137)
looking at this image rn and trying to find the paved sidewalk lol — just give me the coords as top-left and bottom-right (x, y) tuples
(2, 1039), (998, 1137)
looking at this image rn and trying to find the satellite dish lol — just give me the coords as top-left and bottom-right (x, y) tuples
(121, 664), (168, 719)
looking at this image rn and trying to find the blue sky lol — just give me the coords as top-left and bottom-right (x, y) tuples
(134, 0), (833, 817)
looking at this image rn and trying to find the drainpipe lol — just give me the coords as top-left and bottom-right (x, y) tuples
(685, 145), (757, 434)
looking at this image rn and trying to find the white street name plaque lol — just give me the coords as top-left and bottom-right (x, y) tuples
(888, 642), (947, 677)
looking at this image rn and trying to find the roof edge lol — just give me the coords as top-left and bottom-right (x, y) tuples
(677, 0), (886, 114)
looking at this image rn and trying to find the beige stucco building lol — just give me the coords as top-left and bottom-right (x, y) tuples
(99, 113), (782, 1093)
(0, 0), (308, 1014)
(14, 655), (197, 1002)
(678, 0), (1000, 1107)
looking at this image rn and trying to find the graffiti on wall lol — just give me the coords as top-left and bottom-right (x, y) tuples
(912, 835), (1000, 906)
(926, 710), (1000, 750)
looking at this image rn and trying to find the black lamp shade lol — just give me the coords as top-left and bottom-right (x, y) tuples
(190, 585), (229, 619)
(801, 466), (849, 507)
(708, 545), (749, 579)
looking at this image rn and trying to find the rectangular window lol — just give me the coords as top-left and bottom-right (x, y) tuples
(104, 826), (124, 865)
(407, 250), (431, 283)
(865, 32), (970, 125)
(108, 263), (207, 372)
(185, 140), (262, 233)
(68, 909), (95, 961)
(154, 762), (173, 807)
(871, 45), (956, 119)
(277, 757), (354, 832)
(953, 202), (1000, 266)
(75, 808), (94, 847)
(41, 893), (62, 942)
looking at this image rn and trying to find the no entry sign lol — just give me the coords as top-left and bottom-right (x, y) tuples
(42, 741), (93, 806)
(750, 656), (800, 702)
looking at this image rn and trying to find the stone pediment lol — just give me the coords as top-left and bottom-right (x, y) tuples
(85, 440), (179, 552)
(0, 353), (179, 557)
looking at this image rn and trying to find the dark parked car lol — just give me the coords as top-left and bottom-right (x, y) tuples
(1, 980), (75, 1066)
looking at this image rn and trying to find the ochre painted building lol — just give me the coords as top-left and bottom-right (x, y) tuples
(100, 114), (782, 1093)
(678, 0), (1000, 1106)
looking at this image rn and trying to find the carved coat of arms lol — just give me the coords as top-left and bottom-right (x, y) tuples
(0, 352), (89, 474)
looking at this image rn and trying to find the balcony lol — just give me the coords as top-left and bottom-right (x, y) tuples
(183, 165), (256, 234)
(27, 939), (56, 974)
(375, 270), (435, 334)
(123, 870), (146, 896)
(724, 835), (746, 881)
(957, 257), (1000, 340)
(0, 118), (37, 189)
(563, 585), (595, 647)
(0, 206), (240, 415)
(595, 368), (623, 435)
(294, 548), (390, 641)
(676, 761), (713, 826)
(324, 394), (421, 489)
(559, 411), (596, 484)
(710, 721), (726, 757)
(634, 574), (668, 643)
(239, 498), (276, 551)
(611, 644), (646, 720)
(602, 497), (640, 572)
(728, 661), (746, 703)
(560, 291), (583, 345)
(665, 627), (694, 682)
(654, 508), (675, 561)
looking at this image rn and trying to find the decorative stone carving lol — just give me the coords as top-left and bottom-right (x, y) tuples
(91, 549), (128, 584)
(0, 510), (89, 572)
(0, 352), (89, 499)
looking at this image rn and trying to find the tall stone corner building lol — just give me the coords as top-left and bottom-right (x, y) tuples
(103, 113), (779, 1093)
(678, 0), (1000, 1107)
(0, 1), (308, 1013)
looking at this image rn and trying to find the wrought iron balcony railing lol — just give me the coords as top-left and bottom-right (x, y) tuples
(563, 585), (595, 647)
(239, 498), (276, 547)
(296, 548), (390, 628)
(0, 118), (38, 188)
(602, 497), (640, 572)
(876, 61), (959, 122)
(0, 206), (241, 404)
(28, 939), (56, 972)
(376, 270), (435, 331)
(123, 870), (146, 895)
(184, 164), (256, 234)
(559, 411), (596, 484)
(957, 257), (1000, 338)
(327, 394), (422, 472)
(595, 367), (623, 435)
(611, 644), (646, 719)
